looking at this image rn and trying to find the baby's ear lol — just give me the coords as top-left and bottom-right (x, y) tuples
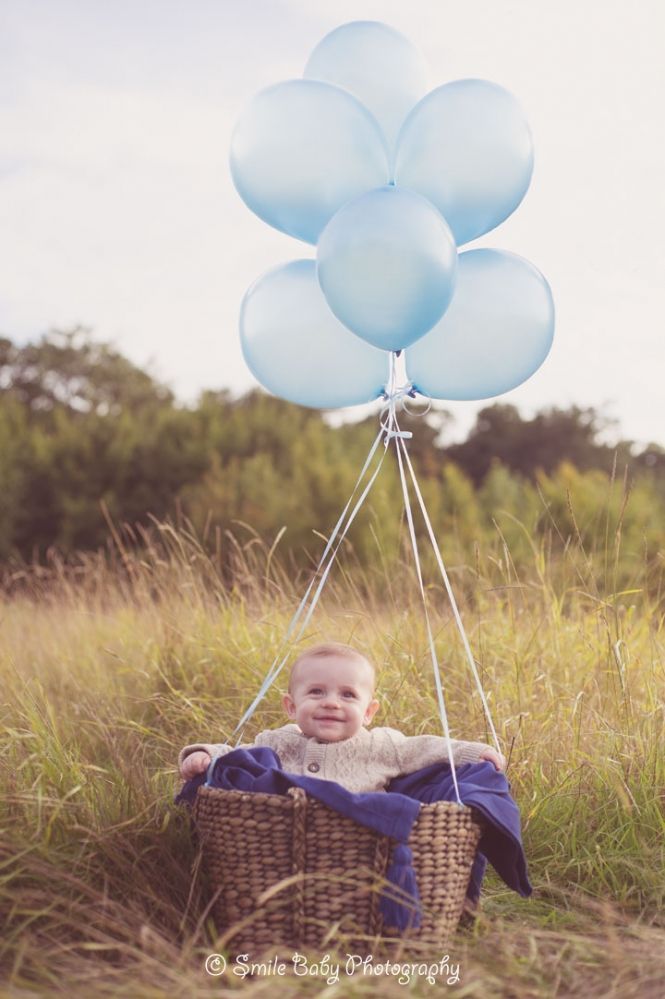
(282, 692), (296, 719)
(363, 698), (380, 725)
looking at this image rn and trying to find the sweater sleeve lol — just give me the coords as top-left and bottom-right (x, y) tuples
(383, 727), (493, 774)
(253, 729), (279, 749)
(178, 724), (301, 773)
(177, 724), (293, 770)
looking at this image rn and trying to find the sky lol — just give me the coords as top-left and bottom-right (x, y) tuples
(1, 0), (664, 446)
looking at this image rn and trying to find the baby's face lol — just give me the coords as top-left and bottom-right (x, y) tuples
(282, 655), (379, 743)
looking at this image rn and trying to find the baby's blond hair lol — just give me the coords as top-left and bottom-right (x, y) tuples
(289, 642), (375, 692)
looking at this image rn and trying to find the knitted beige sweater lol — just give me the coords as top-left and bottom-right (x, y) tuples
(179, 723), (492, 794)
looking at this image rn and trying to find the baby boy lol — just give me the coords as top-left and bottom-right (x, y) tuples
(179, 642), (504, 793)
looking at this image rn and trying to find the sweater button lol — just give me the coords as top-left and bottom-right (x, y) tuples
(307, 762), (320, 773)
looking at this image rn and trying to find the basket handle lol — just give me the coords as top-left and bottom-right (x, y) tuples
(288, 788), (307, 941)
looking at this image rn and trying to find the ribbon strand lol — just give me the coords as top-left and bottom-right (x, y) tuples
(396, 421), (501, 753)
(392, 428), (463, 805)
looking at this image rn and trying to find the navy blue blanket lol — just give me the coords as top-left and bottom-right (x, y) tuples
(388, 761), (532, 901)
(176, 746), (531, 928)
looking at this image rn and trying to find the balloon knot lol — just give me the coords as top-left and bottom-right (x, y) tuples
(383, 427), (413, 444)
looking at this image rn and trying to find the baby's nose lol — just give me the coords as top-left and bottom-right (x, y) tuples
(322, 691), (341, 707)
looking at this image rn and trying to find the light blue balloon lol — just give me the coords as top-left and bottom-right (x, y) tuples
(395, 79), (534, 245)
(230, 80), (390, 245)
(304, 20), (429, 165)
(405, 249), (554, 400)
(317, 186), (457, 352)
(240, 260), (389, 409)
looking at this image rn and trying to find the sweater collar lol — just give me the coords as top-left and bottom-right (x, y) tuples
(294, 725), (372, 746)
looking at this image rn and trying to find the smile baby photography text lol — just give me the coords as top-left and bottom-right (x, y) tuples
(204, 950), (461, 987)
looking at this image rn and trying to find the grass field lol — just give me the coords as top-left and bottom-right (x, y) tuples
(1, 514), (664, 997)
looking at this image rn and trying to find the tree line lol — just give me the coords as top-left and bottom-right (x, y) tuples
(1, 328), (663, 576)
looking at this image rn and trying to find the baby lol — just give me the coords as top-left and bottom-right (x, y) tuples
(179, 642), (505, 792)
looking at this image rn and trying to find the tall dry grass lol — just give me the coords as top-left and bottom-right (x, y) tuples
(1, 500), (664, 997)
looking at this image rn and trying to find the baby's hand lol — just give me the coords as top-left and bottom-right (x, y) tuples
(479, 748), (506, 771)
(180, 750), (211, 780)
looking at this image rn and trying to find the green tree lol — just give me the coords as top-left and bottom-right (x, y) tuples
(446, 404), (633, 484)
(0, 326), (173, 418)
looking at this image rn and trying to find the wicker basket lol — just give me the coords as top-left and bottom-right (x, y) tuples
(193, 785), (483, 953)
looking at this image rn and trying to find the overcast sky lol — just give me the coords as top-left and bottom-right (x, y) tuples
(2, 0), (664, 446)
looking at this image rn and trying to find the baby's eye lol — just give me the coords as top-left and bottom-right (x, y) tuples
(342, 690), (358, 699)
(308, 687), (324, 695)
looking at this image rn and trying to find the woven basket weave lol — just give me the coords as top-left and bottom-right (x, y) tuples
(193, 785), (482, 953)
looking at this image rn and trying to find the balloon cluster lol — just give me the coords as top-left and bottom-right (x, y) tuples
(234, 21), (555, 409)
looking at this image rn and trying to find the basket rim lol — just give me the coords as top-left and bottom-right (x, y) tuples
(195, 784), (482, 820)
